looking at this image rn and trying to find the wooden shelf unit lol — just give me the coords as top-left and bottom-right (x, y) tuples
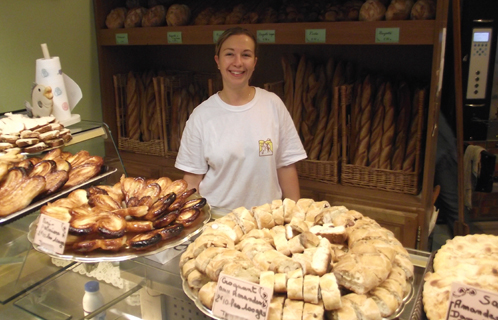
(93, 0), (450, 250)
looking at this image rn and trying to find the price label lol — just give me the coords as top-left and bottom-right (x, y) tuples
(305, 29), (326, 43)
(33, 214), (69, 255)
(214, 30), (225, 43)
(257, 30), (276, 43)
(375, 28), (400, 43)
(212, 274), (272, 320)
(168, 32), (183, 44)
(447, 282), (498, 320)
(115, 33), (129, 45)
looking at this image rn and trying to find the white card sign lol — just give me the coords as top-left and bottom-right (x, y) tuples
(212, 274), (273, 320)
(447, 282), (498, 320)
(33, 214), (69, 255)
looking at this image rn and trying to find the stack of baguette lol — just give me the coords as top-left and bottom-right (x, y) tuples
(119, 70), (216, 153)
(281, 55), (354, 162)
(180, 198), (414, 319)
(348, 76), (427, 172)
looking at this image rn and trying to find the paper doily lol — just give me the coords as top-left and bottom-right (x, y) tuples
(51, 258), (124, 289)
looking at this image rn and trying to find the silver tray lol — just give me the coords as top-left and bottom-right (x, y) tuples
(182, 269), (414, 320)
(0, 165), (117, 226)
(408, 251), (436, 320)
(28, 203), (211, 263)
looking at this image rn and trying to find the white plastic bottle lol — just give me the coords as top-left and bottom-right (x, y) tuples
(83, 281), (106, 320)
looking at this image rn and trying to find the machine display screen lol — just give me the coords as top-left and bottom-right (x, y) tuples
(474, 32), (490, 42)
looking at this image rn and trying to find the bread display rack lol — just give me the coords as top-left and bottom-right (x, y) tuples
(93, 0), (450, 250)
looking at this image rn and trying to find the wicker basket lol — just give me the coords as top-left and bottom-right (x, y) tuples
(113, 73), (167, 157)
(264, 81), (341, 184)
(341, 84), (425, 194)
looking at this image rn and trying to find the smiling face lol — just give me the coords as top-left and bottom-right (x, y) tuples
(214, 34), (257, 90)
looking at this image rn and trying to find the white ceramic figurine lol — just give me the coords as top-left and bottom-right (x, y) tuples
(25, 83), (53, 118)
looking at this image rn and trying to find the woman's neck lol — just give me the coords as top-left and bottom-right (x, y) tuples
(218, 86), (255, 106)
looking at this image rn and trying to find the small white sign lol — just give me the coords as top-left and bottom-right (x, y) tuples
(212, 274), (272, 320)
(447, 282), (498, 320)
(33, 214), (69, 255)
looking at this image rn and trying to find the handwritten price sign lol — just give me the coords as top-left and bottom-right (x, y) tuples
(33, 214), (69, 255)
(212, 274), (272, 320)
(447, 282), (498, 320)
(375, 28), (400, 43)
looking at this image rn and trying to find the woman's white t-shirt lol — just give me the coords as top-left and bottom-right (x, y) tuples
(175, 87), (307, 211)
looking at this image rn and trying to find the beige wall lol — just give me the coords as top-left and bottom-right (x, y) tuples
(0, 0), (102, 122)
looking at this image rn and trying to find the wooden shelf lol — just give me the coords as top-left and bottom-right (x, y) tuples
(97, 21), (436, 46)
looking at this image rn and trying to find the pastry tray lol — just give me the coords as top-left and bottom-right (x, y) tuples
(27, 204), (211, 263)
(181, 270), (415, 320)
(408, 251), (436, 320)
(0, 165), (117, 226)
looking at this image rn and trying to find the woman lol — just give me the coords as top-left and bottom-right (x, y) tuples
(175, 27), (307, 214)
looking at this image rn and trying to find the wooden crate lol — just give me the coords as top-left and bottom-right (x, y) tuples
(341, 84), (425, 194)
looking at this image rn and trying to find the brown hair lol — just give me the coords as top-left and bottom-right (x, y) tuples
(215, 27), (258, 57)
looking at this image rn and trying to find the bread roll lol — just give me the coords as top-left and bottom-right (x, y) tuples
(142, 5), (166, 27)
(319, 273), (342, 311)
(386, 0), (414, 20)
(124, 7), (146, 27)
(359, 0), (386, 21)
(410, 0), (436, 20)
(106, 7), (127, 29)
(333, 252), (392, 294)
(303, 275), (320, 304)
(198, 281), (217, 310)
(283, 299), (304, 320)
(268, 295), (285, 320)
(287, 277), (304, 300)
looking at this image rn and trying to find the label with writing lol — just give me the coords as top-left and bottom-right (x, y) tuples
(447, 282), (498, 320)
(33, 215), (69, 255)
(257, 30), (276, 43)
(214, 30), (225, 43)
(375, 28), (400, 43)
(168, 32), (182, 44)
(305, 29), (326, 43)
(115, 33), (129, 45)
(212, 274), (272, 320)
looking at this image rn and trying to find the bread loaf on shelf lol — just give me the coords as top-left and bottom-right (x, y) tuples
(142, 5), (166, 27)
(402, 87), (426, 171)
(106, 7), (127, 29)
(391, 81), (412, 170)
(368, 81), (385, 168)
(386, 0), (414, 20)
(292, 55), (307, 133)
(353, 75), (373, 166)
(379, 81), (396, 169)
(126, 72), (141, 140)
(124, 7), (146, 27)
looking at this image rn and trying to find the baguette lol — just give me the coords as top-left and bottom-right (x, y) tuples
(139, 72), (150, 142)
(402, 87), (424, 171)
(354, 75), (373, 166)
(368, 81), (385, 168)
(292, 55), (307, 133)
(309, 94), (329, 160)
(126, 72), (141, 140)
(281, 55), (295, 115)
(169, 88), (182, 151)
(349, 79), (363, 163)
(379, 81), (396, 169)
(391, 81), (411, 170)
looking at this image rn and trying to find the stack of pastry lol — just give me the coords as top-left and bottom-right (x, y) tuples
(422, 234), (498, 320)
(180, 198), (414, 319)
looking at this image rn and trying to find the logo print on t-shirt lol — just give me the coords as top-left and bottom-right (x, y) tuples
(259, 139), (273, 156)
